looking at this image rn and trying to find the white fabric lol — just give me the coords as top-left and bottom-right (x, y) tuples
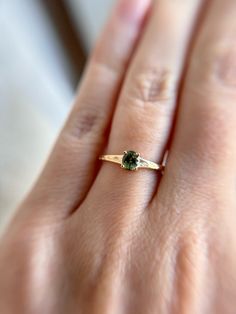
(0, 0), (74, 232)
(0, 0), (114, 233)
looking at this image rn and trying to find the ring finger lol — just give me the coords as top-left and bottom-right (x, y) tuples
(92, 0), (203, 209)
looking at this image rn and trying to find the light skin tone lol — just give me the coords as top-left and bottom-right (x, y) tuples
(0, 0), (236, 313)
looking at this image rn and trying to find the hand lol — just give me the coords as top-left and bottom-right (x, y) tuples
(0, 0), (236, 313)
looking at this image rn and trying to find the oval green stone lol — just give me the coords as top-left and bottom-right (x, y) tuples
(122, 151), (139, 171)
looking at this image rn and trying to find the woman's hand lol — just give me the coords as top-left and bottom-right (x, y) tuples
(0, 0), (236, 313)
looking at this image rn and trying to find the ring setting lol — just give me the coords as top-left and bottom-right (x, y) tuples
(122, 150), (140, 170)
(99, 150), (166, 172)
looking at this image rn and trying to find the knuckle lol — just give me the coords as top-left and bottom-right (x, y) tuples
(64, 105), (106, 145)
(118, 66), (176, 145)
(126, 65), (176, 107)
(67, 109), (99, 140)
(91, 50), (122, 79)
(196, 38), (236, 91)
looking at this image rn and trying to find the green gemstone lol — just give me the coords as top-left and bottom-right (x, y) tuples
(122, 151), (139, 171)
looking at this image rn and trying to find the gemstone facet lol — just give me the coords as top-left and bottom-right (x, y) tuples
(122, 151), (139, 171)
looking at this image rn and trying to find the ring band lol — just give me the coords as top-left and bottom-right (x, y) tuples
(99, 150), (168, 172)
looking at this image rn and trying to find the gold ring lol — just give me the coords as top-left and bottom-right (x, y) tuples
(99, 150), (168, 172)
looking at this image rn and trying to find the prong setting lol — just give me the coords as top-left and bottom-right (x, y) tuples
(121, 150), (140, 171)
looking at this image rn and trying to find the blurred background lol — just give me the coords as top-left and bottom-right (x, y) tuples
(0, 0), (115, 233)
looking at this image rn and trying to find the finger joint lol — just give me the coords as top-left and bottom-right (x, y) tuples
(195, 38), (236, 91)
(125, 66), (176, 108)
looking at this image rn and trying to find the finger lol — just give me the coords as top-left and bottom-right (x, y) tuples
(23, 0), (151, 219)
(152, 0), (236, 229)
(92, 0), (203, 209)
(151, 2), (236, 309)
(164, 0), (236, 191)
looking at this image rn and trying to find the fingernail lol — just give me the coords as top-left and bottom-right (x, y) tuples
(116, 0), (151, 23)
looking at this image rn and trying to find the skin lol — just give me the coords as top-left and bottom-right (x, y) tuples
(0, 0), (236, 313)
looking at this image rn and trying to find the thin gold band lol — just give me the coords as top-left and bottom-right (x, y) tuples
(99, 150), (168, 172)
(99, 155), (161, 170)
